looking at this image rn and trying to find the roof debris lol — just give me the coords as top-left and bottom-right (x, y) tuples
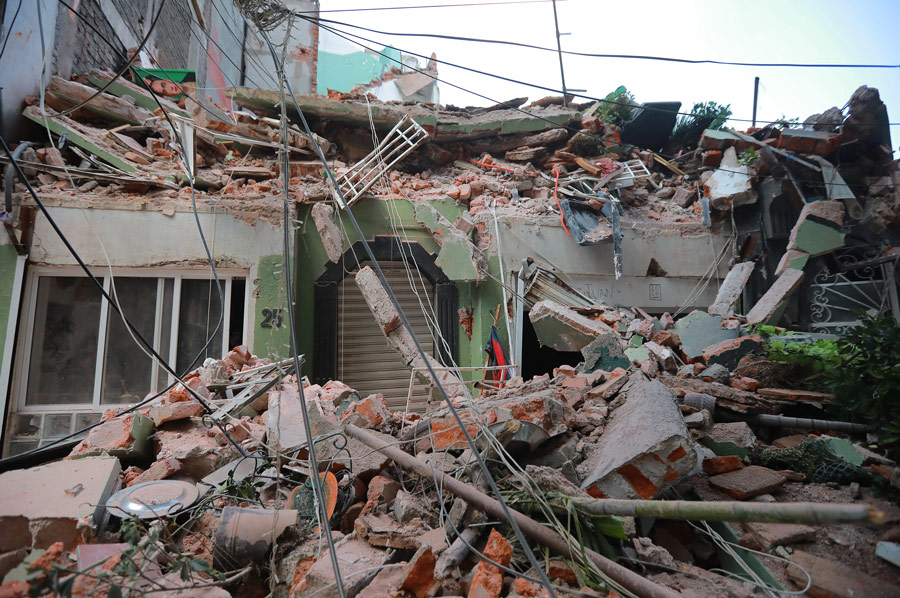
(2, 62), (900, 598)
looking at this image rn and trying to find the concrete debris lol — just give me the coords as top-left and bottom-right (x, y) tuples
(0, 457), (120, 550)
(310, 202), (344, 263)
(4, 58), (900, 598)
(356, 265), (466, 397)
(529, 299), (615, 352)
(708, 261), (755, 316)
(702, 147), (757, 210)
(744, 268), (804, 326)
(579, 377), (696, 499)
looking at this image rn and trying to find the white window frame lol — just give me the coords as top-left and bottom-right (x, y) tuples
(11, 267), (249, 413)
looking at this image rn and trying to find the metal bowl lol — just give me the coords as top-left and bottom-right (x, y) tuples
(106, 480), (200, 519)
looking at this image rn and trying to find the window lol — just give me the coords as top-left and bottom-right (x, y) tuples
(13, 269), (247, 410)
(5, 269), (247, 455)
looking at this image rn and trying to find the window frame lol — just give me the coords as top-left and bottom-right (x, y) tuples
(12, 266), (249, 413)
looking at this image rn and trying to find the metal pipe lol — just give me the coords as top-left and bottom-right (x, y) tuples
(344, 423), (680, 598)
(550, 0), (568, 106)
(569, 497), (883, 525)
(752, 76), (760, 128)
(748, 413), (872, 435)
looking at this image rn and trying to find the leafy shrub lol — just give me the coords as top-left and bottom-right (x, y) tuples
(824, 314), (900, 453)
(594, 86), (637, 124)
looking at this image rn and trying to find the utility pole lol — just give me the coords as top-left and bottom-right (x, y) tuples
(551, 0), (568, 106)
(752, 76), (760, 128)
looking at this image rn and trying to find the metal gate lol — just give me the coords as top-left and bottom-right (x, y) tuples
(337, 263), (436, 412)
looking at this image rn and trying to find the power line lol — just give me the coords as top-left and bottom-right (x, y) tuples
(309, 17), (900, 128)
(308, 15), (900, 70)
(299, 0), (562, 14)
(248, 12), (565, 596)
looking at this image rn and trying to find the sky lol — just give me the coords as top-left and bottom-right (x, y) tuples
(317, 0), (900, 145)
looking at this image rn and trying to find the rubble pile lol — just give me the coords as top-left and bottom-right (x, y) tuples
(2, 68), (900, 598)
(2, 291), (900, 598)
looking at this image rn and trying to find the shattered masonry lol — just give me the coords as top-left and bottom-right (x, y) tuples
(1, 28), (900, 598)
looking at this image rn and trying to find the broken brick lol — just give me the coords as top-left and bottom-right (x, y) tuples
(709, 465), (785, 500)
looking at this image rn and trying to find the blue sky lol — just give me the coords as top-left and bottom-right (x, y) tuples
(319, 0), (900, 145)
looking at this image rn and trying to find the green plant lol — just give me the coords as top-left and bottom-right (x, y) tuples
(669, 101), (732, 148)
(738, 147), (759, 166)
(774, 115), (801, 130)
(825, 314), (900, 453)
(766, 336), (841, 373)
(593, 86), (637, 124)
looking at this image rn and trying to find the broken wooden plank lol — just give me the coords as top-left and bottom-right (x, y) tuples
(23, 106), (140, 173)
(48, 76), (152, 125)
(574, 157), (600, 175)
(108, 131), (155, 163)
(86, 69), (188, 117)
(0, 156), (177, 189)
(223, 165), (274, 179)
(658, 374), (778, 414)
(228, 86), (580, 143)
(756, 388), (834, 403)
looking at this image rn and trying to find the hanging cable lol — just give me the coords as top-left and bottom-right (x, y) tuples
(307, 15), (900, 70)
(244, 18), (562, 598)
(305, 17), (900, 128)
(256, 23), (347, 598)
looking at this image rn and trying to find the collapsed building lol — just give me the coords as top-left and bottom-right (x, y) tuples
(1, 2), (900, 598)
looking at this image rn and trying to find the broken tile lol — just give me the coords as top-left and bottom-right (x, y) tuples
(709, 465), (785, 499)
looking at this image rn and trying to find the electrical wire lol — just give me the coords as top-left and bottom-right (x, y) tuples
(246, 15), (562, 597)
(50, 0), (228, 374)
(257, 23), (347, 598)
(0, 0), (25, 63)
(4, 0), (247, 456)
(307, 16), (900, 70)
(305, 17), (900, 128)
(299, 0), (562, 14)
(51, 0), (168, 117)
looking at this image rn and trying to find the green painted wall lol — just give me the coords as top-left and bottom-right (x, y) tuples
(295, 197), (509, 380)
(0, 245), (19, 372)
(316, 46), (402, 95)
(252, 254), (292, 361)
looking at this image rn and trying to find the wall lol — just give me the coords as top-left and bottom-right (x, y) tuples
(27, 205), (285, 353)
(316, 30), (400, 95)
(243, 0), (318, 95)
(0, 0), (59, 141)
(194, 0), (246, 110)
(492, 214), (732, 312)
(295, 197), (485, 381)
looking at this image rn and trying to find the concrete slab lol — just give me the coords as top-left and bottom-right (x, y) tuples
(787, 200), (845, 257)
(708, 261), (755, 316)
(580, 377), (696, 499)
(745, 269), (804, 326)
(529, 300), (614, 352)
(0, 457), (121, 550)
(673, 311), (739, 361)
